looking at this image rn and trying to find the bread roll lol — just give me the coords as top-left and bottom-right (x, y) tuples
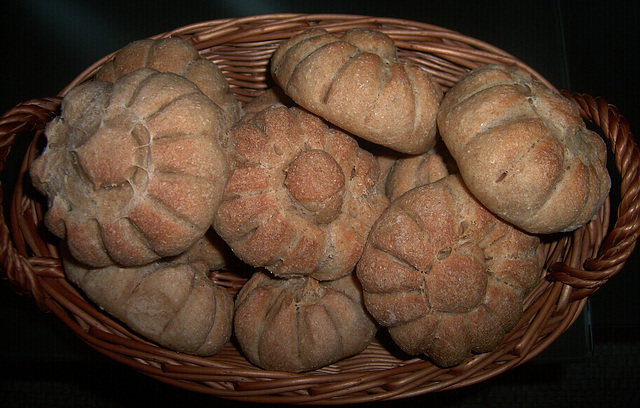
(384, 140), (457, 201)
(213, 96), (389, 281)
(95, 37), (241, 125)
(356, 174), (544, 367)
(63, 247), (234, 356)
(234, 270), (377, 372)
(30, 68), (230, 267)
(437, 64), (610, 233)
(271, 28), (443, 154)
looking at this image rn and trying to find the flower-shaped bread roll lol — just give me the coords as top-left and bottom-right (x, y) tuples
(357, 174), (545, 367)
(213, 97), (389, 281)
(30, 68), (231, 267)
(234, 270), (377, 372)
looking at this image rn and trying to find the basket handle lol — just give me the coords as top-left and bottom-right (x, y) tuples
(549, 91), (639, 301)
(0, 97), (61, 307)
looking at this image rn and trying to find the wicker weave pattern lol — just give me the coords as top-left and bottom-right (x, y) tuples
(0, 14), (638, 404)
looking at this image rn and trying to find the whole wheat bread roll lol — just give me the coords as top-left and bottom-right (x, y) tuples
(63, 247), (234, 356)
(213, 95), (389, 281)
(95, 37), (241, 125)
(30, 68), (231, 267)
(437, 64), (610, 234)
(356, 174), (544, 367)
(234, 270), (377, 372)
(271, 27), (443, 154)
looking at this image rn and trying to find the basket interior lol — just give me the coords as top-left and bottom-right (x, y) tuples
(3, 14), (627, 404)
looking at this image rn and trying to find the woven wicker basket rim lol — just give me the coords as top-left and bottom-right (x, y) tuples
(0, 13), (638, 405)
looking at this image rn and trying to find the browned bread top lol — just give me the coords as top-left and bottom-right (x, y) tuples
(63, 247), (234, 357)
(234, 270), (377, 372)
(96, 37), (242, 125)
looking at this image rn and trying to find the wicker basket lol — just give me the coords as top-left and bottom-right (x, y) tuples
(1, 14), (638, 404)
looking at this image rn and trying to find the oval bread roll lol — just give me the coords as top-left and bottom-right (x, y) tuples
(234, 270), (377, 372)
(271, 28), (443, 154)
(437, 64), (610, 234)
(63, 247), (234, 356)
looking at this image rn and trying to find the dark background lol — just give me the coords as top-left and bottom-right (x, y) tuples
(1, 1), (638, 406)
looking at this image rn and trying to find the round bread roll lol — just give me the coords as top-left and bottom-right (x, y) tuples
(356, 174), (545, 367)
(437, 64), (610, 234)
(213, 96), (389, 281)
(95, 37), (241, 125)
(63, 247), (234, 356)
(271, 27), (443, 154)
(234, 270), (377, 372)
(30, 68), (231, 267)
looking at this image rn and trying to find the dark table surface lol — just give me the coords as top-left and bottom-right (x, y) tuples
(1, 1), (638, 407)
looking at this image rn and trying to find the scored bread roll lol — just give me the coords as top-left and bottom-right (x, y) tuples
(234, 270), (377, 372)
(437, 64), (610, 234)
(271, 27), (443, 154)
(30, 68), (231, 267)
(213, 94), (389, 281)
(63, 247), (234, 356)
(356, 174), (544, 367)
(95, 37), (241, 125)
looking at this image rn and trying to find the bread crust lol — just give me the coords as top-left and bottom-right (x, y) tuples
(384, 140), (457, 201)
(96, 37), (241, 125)
(234, 270), (377, 372)
(63, 246), (234, 356)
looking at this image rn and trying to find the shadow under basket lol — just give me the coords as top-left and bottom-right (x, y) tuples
(0, 14), (638, 405)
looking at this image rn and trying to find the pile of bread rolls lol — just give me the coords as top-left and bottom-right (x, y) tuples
(30, 28), (610, 371)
